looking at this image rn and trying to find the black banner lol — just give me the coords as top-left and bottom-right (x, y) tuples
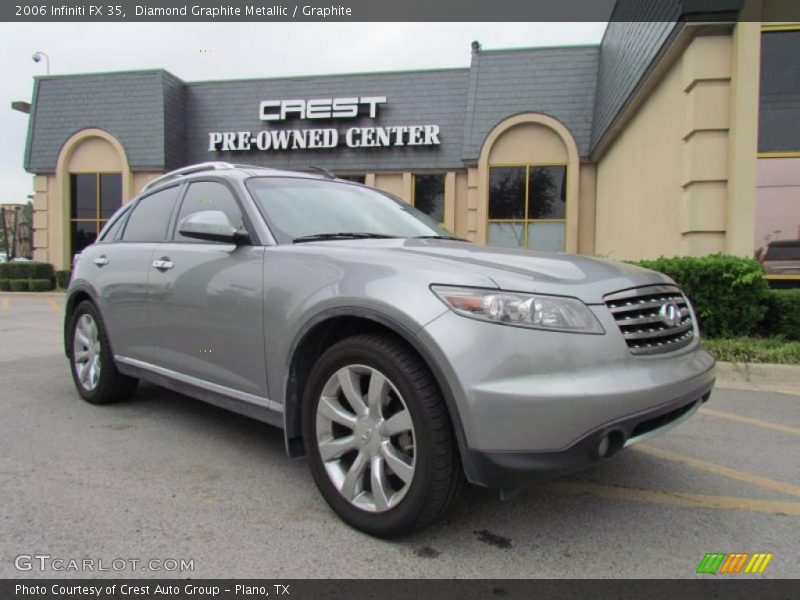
(4, 0), (800, 23)
(3, 580), (800, 600)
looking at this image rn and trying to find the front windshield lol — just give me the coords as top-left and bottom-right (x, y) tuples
(246, 176), (453, 244)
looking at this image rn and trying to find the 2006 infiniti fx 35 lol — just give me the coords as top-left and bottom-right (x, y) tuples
(65, 161), (715, 537)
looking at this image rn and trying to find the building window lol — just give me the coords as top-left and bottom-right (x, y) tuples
(757, 27), (800, 280)
(487, 165), (566, 251)
(337, 174), (366, 184)
(70, 173), (122, 256)
(759, 28), (800, 154)
(413, 174), (445, 223)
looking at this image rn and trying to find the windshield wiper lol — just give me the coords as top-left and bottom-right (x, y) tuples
(413, 234), (470, 242)
(293, 232), (399, 243)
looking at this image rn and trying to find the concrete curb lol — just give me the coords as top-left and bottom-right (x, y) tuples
(715, 361), (800, 397)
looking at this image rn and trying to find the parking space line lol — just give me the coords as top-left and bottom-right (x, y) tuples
(46, 298), (61, 313)
(699, 407), (800, 436)
(0, 297), (9, 310)
(541, 482), (800, 515)
(635, 444), (800, 499)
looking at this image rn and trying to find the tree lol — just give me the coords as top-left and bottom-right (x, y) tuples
(0, 204), (28, 260)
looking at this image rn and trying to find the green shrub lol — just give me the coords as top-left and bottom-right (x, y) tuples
(629, 254), (769, 338)
(0, 261), (54, 280)
(8, 279), (29, 292)
(56, 269), (72, 289)
(759, 289), (800, 341)
(702, 337), (800, 365)
(28, 279), (54, 292)
(0, 280), (9, 291)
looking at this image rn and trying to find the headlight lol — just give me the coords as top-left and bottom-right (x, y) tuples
(431, 285), (604, 334)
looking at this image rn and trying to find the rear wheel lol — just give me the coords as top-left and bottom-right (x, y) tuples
(302, 334), (464, 537)
(68, 300), (138, 405)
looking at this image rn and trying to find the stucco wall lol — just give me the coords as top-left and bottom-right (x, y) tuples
(595, 49), (684, 259)
(594, 32), (751, 260)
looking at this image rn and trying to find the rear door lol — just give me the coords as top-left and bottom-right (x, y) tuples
(90, 184), (182, 364)
(148, 179), (268, 401)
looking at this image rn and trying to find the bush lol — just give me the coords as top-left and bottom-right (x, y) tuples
(29, 278), (54, 292)
(702, 337), (800, 365)
(8, 279), (29, 292)
(56, 269), (72, 289)
(0, 280), (9, 291)
(0, 261), (54, 281)
(629, 254), (769, 338)
(760, 289), (800, 341)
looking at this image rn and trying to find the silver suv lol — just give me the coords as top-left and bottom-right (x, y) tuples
(65, 162), (715, 537)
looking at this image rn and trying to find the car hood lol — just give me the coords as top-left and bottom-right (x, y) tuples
(385, 239), (673, 304)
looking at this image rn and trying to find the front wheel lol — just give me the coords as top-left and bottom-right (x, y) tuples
(68, 300), (138, 405)
(302, 334), (464, 538)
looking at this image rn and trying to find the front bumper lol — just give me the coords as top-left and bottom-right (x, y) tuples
(463, 381), (713, 487)
(419, 308), (716, 487)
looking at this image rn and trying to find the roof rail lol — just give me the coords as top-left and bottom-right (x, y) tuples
(142, 162), (235, 192)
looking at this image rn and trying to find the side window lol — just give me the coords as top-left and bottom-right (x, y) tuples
(174, 181), (244, 241)
(122, 186), (181, 242)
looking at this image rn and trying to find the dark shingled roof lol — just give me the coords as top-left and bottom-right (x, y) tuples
(24, 1), (741, 174)
(24, 45), (600, 174)
(25, 70), (180, 172)
(463, 45), (599, 158)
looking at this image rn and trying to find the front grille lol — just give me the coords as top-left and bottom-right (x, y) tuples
(604, 285), (695, 356)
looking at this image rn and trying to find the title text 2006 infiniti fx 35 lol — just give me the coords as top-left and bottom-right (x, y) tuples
(65, 162), (715, 537)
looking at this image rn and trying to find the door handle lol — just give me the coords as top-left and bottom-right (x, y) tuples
(93, 256), (109, 266)
(152, 258), (174, 271)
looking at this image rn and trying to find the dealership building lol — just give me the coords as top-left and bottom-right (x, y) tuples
(16, 1), (800, 276)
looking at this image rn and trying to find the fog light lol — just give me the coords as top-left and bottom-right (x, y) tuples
(598, 435), (610, 458)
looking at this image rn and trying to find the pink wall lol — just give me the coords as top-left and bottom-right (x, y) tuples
(755, 158), (800, 257)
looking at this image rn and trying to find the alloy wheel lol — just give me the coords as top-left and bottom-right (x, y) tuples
(315, 364), (416, 512)
(73, 313), (101, 391)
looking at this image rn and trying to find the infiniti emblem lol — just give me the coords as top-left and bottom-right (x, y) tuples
(659, 301), (682, 328)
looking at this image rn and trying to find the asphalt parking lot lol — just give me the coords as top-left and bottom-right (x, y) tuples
(0, 293), (798, 578)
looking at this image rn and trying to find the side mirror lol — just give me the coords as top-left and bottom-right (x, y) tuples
(177, 210), (249, 245)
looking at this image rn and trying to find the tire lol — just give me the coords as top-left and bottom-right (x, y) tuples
(68, 300), (138, 405)
(302, 333), (464, 538)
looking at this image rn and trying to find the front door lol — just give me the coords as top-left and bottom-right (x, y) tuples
(148, 180), (267, 401)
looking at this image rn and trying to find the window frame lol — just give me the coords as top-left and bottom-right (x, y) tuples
(486, 162), (568, 250)
(69, 171), (123, 255)
(758, 24), (800, 159)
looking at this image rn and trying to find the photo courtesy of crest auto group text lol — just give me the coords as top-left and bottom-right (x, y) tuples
(0, 0), (798, 596)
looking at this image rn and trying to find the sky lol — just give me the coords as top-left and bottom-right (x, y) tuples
(0, 22), (607, 203)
